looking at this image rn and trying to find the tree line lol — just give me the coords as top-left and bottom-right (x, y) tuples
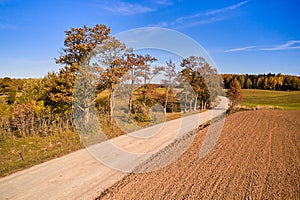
(0, 24), (222, 141)
(223, 73), (300, 91)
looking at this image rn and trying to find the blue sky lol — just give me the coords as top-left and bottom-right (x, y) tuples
(0, 0), (299, 77)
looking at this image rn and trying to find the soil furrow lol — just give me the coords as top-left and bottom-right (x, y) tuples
(98, 110), (300, 200)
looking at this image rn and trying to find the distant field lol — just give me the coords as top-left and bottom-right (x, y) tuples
(241, 89), (300, 110)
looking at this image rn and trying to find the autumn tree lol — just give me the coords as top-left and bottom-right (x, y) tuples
(19, 79), (46, 103)
(125, 54), (164, 122)
(180, 56), (215, 111)
(134, 54), (162, 107)
(245, 78), (252, 89)
(181, 56), (202, 111)
(123, 53), (149, 115)
(0, 77), (13, 95)
(45, 24), (111, 114)
(197, 60), (222, 108)
(72, 60), (103, 126)
(237, 75), (245, 88)
(44, 68), (76, 114)
(226, 78), (242, 108)
(7, 89), (16, 104)
(96, 37), (131, 121)
(55, 24), (111, 71)
(276, 74), (284, 90)
(0, 78), (21, 103)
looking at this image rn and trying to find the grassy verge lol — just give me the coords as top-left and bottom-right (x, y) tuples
(241, 89), (300, 110)
(0, 88), (215, 177)
(0, 131), (83, 177)
(0, 110), (204, 177)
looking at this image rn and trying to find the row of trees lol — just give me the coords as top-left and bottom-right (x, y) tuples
(46, 25), (221, 122)
(223, 73), (300, 91)
(0, 24), (222, 139)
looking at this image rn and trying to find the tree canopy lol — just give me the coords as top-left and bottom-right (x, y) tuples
(223, 73), (300, 91)
(226, 78), (242, 108)
(45, 24), (112, 114)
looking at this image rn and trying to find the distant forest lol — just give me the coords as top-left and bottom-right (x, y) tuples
(223, 73), (300, 91)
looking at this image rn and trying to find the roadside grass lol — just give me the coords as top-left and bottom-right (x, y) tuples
(241, 89), (300, 110)
(0, 87), (214, 177)
(0, 131), (83, 177)
(0, 111), (189, 177)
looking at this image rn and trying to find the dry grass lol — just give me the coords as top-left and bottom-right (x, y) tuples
(0, 131), (83, 177)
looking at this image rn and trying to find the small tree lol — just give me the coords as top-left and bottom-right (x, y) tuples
(162, 59), (177, 115)
(134, 54), (162, 107)
(7, 89), (16, 104)
(227, 78), (242, 108)
(96, 37), (131, 121)
(19, 79), (46, 103)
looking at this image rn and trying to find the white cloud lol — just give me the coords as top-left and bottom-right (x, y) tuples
(103, 1), (155, 15)
(174, 15), (230, 29)
(260, 40), (300, 51)
(224, 40), (300, 53)
(225, 46), (256, 52)
(152, 1), (250, 29)
(149, 21), (169, 27)
(205, 1), (249, 16)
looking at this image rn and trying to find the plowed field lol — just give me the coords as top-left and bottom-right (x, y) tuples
(98, 110), (300, 200)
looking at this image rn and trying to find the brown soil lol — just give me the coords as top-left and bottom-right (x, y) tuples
(97, 110), (300, 200)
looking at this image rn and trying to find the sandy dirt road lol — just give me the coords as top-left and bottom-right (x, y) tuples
(99, 110), (300, 200)
(0, 97), (228, 200)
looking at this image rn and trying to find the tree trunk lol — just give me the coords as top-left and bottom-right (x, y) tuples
(201, 99), (204, 110)
(194, 97), (197, 111)
(110, 88), (114, 123)
(129, 96), (133, 114)
(164, 88), (169, 116)
(129, 70), (134, 115)
(189, 99), (192, 112)
(143, 85), (147, 105)
(84, 107), (90, 126)
(184, 93), (187, 113)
